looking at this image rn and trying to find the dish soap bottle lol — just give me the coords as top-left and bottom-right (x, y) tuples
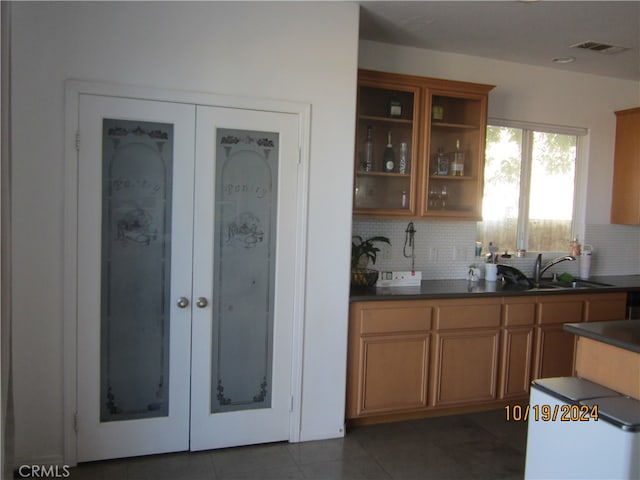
(383, 131), (395, 173)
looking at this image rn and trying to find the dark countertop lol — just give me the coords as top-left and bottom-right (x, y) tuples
(350, 274), (640, 302)
(564, 320), (640, 354)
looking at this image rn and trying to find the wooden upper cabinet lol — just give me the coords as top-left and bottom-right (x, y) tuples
(611, 107), (640, 224)
(354, 72), (421, 216)
(353, 69), (494, 220)
(420, 81), (493, 220)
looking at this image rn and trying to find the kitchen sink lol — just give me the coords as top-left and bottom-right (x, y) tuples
(495, 264), (614, 291)
(534, 279), (613, 290)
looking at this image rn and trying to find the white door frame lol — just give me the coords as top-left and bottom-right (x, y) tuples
(63, 80), (310, 466)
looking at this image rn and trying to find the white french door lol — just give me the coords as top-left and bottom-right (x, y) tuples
(75, 94), (299, 462)
(189, 106), (297, 450)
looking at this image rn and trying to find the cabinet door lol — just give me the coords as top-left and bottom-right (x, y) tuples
(357, 334), (430, 415)
(431, 329), (500, 406)
(500, 327), (534, 399)
(533, 296), (583, 379)
(77, 95), (195, 461)
(354, 71), (420, 216)
(584, 292), (628, 322)
(346, 301), (432, 418)
(533, 325), (576, 379)
(421, 88), (490, 220)
(500, 299), (535, 399)
(611, 107), (640, 225)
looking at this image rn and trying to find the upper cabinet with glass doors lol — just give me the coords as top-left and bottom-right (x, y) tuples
(354, 71), (420, 216)
(353, 70), (494, 220)
(422, 80), (493, 220)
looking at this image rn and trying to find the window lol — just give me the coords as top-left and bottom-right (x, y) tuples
(478, 121), (586, 253)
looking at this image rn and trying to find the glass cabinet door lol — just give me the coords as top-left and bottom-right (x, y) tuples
(353, 78), (420, 216)
(422, 91), (489, 220)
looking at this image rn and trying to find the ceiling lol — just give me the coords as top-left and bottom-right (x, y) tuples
(359, 1), (640, 81)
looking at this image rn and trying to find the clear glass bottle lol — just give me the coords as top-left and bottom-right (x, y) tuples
(361, 125), (373, 172)
(451, 139), (464, 176)
(436, 147), (449, 176)
(383, 131), (395, 173)
(398, 142), (408, 174)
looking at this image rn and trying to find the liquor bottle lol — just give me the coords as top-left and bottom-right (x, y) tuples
(451, 139), (464, 176)
(398, 142), (408, 174)
(388, 93), (402, 118)
(432, 97), (444, 121)
(361, 125), (373, 171)
(436, 147), (449, 176)
(383, 131), (395, 173)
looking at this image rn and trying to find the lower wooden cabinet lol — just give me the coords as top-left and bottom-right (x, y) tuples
(346, 301), (432, 418)
(499, 298), (535, 399)
(431, 329), (500, 406)
(584, 292), (628, 322)
(358, 334), (429, 414)
(430, 299), (501, 406)
(533, 295), (584, 379)
(346, 292), (629, 422)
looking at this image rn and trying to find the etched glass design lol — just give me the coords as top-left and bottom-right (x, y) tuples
(211, 129), (278, 413)
(100, 119), (173, 422)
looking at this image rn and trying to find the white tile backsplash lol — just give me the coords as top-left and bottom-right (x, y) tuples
(584, 224), (640, 276)
(352, 219), (640, 280)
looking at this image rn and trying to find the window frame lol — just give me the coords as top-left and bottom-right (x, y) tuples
(484, 118), (589, 253)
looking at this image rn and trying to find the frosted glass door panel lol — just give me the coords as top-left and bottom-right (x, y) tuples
(211, 129), (278, 413)
(101, 119), (173, 422)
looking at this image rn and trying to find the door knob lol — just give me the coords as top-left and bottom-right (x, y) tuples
(196, 297), (208, 308)
(177, 297), (190, 308)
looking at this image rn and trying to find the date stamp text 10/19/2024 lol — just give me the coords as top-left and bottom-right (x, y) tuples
(505, 404), (599, 422)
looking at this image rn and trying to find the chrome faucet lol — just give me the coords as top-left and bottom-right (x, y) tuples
(533, 253), (576, 284)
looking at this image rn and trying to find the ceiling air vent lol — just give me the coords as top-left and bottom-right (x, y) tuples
(571, 40), (630, 55)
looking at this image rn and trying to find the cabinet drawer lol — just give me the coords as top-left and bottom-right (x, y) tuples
(585, 293), (627, 322)
(360, 306), (432, 334)
(503, 301), (536, 326)
(436, 302), (501, 329)
(537, 299), (583, 325)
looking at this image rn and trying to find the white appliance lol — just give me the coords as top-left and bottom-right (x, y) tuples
(525, 377), (640, 479)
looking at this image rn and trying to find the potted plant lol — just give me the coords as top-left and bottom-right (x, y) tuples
(351, 235), (391, 288)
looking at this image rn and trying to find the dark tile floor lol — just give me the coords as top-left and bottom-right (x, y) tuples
(70, 409), (527, 479)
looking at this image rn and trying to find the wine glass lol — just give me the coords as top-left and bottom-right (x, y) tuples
(440, 186), (448, 209)
(429, 184), (438, 208)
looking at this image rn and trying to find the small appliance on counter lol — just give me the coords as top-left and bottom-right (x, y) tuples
(376, 270), (422, 287)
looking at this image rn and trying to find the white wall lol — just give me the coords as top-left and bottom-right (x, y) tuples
(10, 2), (358, 464)
(2, 2), (14, 478)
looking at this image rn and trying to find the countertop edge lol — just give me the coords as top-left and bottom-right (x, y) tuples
(350, 275), (640, 302)
(563, 320), (640, 354)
